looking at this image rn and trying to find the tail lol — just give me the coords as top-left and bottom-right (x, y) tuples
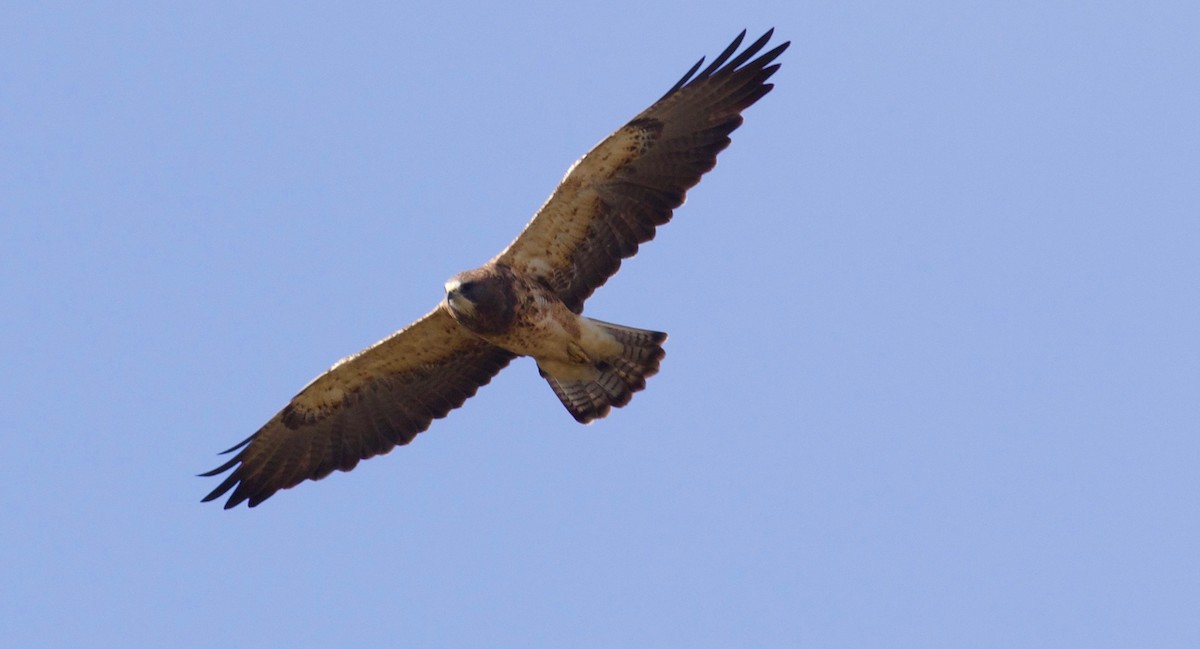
(540, 319), (667, 424)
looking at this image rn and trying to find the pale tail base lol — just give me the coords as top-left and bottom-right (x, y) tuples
(540, 319), (667, 424)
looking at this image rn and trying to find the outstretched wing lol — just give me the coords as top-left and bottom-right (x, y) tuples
(201, 307), (514, 508)
(496, 29), (789, 312)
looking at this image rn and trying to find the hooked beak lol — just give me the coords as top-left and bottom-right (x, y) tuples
(443, 279), (472, 317)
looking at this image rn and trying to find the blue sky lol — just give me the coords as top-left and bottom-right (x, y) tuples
(3, 2), (1198, 647)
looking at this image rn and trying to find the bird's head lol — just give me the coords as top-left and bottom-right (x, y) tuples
(444, 276), (480, 319)
(443, 267), (515, 335)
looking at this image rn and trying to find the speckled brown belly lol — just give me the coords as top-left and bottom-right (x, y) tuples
(477, 275), (583, 362)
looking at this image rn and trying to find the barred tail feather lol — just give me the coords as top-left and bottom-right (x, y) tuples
(542, 320), (667, 424)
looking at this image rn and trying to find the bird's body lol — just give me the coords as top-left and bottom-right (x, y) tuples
(447, 267), (590, 372)
(203, 29), (789, 508)
(443, 262), (665, 421)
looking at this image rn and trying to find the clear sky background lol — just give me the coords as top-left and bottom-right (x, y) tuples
(2, 2), (1197, 647)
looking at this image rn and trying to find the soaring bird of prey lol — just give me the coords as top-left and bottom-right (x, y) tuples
(202, 29), (788, 508)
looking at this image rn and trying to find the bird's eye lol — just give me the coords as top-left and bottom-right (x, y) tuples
(459, 281), (476, 296)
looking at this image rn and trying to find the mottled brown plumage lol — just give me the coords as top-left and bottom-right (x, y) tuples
(202, 29), (788, 508)
(497, 29), (788, 312)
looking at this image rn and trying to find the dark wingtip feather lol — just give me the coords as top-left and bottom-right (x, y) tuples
(197, 454), (241, 478)
(661, 56), (706, 100)
(696, 29), (748, 79)
(757, 42), (791, 70)
(721, 29), (773, 71)
(657, 29), (791, 102)
(656, 29), (790, 109)
(200, 469), (242, 504)
(217, 432), (255, 456)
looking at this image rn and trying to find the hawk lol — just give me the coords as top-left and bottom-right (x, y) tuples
(203, 29), (788, 508)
